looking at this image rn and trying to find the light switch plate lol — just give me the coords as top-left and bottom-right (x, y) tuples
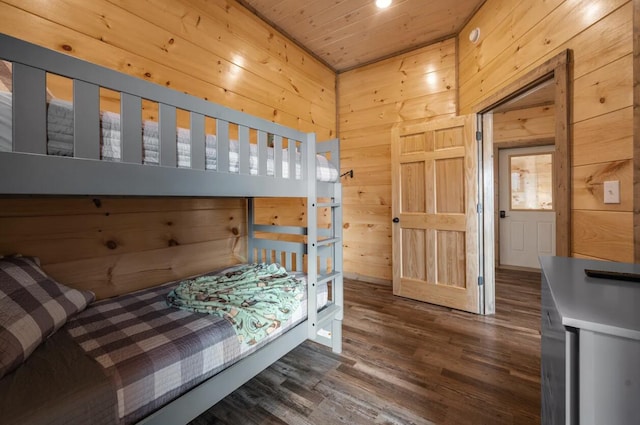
(604, 180), (620, 204)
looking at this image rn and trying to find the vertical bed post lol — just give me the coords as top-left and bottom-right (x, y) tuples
(247, 198), (255, 264)
(306, 132), (318, 341)
(159, 104), (177, 167)
(73, 80), (100, 160)
(189, 112), (205, 170)
(12, 63), (46, 154)
(121, 93), (143, 164)
(332, 180), (344, 353)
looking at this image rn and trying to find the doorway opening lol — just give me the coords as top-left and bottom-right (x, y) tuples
(498, 145), (555, 270)
(474, 51), (571, 314)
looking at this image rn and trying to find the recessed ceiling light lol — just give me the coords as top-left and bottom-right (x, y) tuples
(376, 0), (392, 9)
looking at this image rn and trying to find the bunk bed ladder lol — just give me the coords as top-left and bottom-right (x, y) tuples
(246, 135), (343, 354)
(308, 137), (343, 354)
(314, 182), (343, 354)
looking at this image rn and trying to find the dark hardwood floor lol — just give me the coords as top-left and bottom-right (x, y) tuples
(191, 269), (542, 425)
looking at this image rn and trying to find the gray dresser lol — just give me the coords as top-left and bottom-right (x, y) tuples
(540, 256), (640, 425)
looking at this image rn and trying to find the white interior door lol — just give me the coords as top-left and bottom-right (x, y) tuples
(498, 146), (555, 269)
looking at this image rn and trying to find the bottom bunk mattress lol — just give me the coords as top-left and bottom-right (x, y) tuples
(1, 263), (328, 425)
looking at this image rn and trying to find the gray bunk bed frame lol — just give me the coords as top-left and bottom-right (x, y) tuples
(0, 33), (343, 425)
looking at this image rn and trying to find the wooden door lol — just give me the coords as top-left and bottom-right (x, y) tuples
(391, 115), (480, 313)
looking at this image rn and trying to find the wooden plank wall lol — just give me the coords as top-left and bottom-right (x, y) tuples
(459, 0), (634, 262)
(0, 0), (336, 296)
(492, 105), (556, 144)
(0, 198), (247, 299)
(338, 39), (458, 282)
(0, 0), (335, 136)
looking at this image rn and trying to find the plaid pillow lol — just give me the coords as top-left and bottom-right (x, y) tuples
(0, 256), (95, 379)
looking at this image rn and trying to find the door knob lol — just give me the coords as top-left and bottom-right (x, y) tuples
(499, 210), (507, 218)
(392, 217), (400, 223)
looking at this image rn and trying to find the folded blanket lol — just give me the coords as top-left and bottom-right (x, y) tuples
(46, 139), (73, 156)
(100, 111), (121, 157)
(166, 263), (304, 347)
(46, 99), (74, 154)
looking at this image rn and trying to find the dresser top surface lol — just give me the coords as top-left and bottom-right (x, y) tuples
(540, 256), (640, 340)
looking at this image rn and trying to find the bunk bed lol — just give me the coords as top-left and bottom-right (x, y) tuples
(0, 33), (343, 425)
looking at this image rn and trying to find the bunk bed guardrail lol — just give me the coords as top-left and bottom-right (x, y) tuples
(0, 33), (341, 198)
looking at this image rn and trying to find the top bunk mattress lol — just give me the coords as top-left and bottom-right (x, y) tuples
(0, 91), (339, 182)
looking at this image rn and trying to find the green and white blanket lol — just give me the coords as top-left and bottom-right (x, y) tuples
(167, 263), (304, 346)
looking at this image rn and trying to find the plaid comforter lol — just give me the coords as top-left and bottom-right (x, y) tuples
(66, 270), (326, 424)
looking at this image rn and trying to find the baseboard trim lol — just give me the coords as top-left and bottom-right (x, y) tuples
(343, 272), (391, 286)
(497, 264), (540, 273)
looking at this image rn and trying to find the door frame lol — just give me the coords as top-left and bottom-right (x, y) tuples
(473, 50), (571, 314)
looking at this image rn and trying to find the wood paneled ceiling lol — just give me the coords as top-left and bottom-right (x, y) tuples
(238, 0), (485, 72)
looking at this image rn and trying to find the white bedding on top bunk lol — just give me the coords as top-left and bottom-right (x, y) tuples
(0, 92), (339, 182)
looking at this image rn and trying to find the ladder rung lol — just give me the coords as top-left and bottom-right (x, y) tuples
(317, 237), (341, 246)
(318, 271), (342, 285)
(317, 303), (342, 329)
(317, 202), (341, 208)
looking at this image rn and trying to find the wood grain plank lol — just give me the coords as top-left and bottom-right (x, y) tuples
(401, 229), (426, 281)
(458, 0), (521, 63)
(459, 0), (563, 89)
(343, 205), (391, 225)
(572, 160), (633, 211)
(342, 185), (392, 206)
(0, 208), (245, 264)
(340, 90), (456, 131)
(436, 230), (466, 288)
(339, 126), (395, 149)
(340, 145), (392, 169)
(572, 107), (633, 166)
(340, 166), (391, 188)
(400, 133), (430, 154)
(434, 126), (464, 150)
(339, 65), (457, 115)
(492, 105), (555, 143)
(0, 1), (335, 137)
(107, 0), (336, 111)
(459, 0), (628, 112)
(343, 223), (392, 244)
(5, 0), (333, 117)
(340, 39), (457, 110)
(436, 157), (464, 213)
(571, 3), (632, 79)
(572, 210), (634, 262)
(573, 54), (633, 123)
(0, 197), (245, 217)
(44, 238), (245, 299)
(343, 259), (393, 281)
(400, 161), (426, 213)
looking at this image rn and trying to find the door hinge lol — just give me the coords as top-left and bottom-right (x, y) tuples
(477, 276), (484, 286)
(475, 131), (482, 141)
(477, 203), (483, 214)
